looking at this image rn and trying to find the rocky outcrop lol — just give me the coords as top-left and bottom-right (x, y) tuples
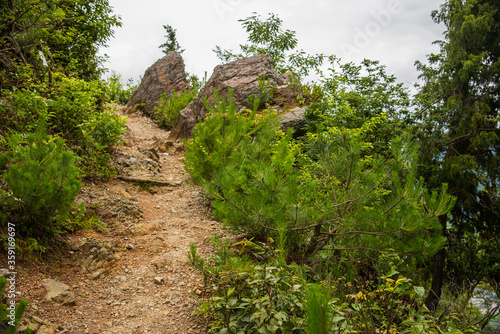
(126, 52), (190, 116)
(169, 54), (289, 140)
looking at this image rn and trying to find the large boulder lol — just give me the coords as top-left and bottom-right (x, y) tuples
(169, 54), (289, 140)
(126, 52), (190, 116)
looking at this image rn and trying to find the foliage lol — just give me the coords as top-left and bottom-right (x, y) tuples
(65, 202), (107, 234)
(0, 89), (48, 138)
(184, 89), (455, 277)
(413, 0), (500, 310)
(0, 76), (127, 179)
(305, 56), (411, 156)
(0, 277), (32, 334)
(154, 86), (199, 129)
(319, 254), (479, 333)
(189, 237), (479, 333)
(213, 13), (323, 78)
(187, 71), (208, 91)
(1, 120), (81, 241)
(305, 284), (332, 334)
(158, 24), (184, 55)
(0, 0), (121, 88)
(103, 71), (138, 104)
(188, 236), (307, 333)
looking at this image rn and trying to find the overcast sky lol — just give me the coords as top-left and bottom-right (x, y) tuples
(99, 0), (446, 88)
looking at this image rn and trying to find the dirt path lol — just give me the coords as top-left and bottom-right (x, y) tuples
(5, 107), (221, 333)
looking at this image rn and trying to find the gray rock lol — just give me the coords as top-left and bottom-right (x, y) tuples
(126, 51), (190, 116)
(0, 268), (9, 277)
(153, 138), (174, 153)
(75, 186), (144, 225)
(279, 106), (307, 136)
(42, 279), (76, 306)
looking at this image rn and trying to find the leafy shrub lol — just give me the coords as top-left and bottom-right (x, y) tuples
(0, 90), (46, 138)
(154, 86), (199, 129)
(188, 236), (306, 333)
(75, 106), (127, 179)
(306, 254), (482, 333)
(0, 277), (32, 334)
(189, 241), (480, 334)
(0, 75), (127, 179)
(2, 122), (81, 240)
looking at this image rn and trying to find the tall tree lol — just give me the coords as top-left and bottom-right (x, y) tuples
(158, 24), (184, 55)
(0, 0), (121, 87)
(213, 13), (323, 78)
(414, 0), (500, 311)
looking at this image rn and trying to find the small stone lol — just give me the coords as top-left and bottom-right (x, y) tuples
(0, 269), (10, 277)
(89, 269), (105, 280)
(126, 244), (134, 250)
(154, 277), (165, 285)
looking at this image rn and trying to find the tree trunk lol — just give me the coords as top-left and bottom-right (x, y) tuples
(425, 215), (447, 312)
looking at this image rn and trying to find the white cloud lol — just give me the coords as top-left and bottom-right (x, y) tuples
(100, 0), (446, 87)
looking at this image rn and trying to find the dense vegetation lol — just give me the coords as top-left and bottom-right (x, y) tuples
(184, 2), (500, 333)
(0, 0), (498, 333)
(0, 0), (126, 249)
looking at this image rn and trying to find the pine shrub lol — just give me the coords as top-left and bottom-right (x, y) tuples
(2, 122), (81, 240)
(184, 90), (454, 270)
(183, 89), (301, 240)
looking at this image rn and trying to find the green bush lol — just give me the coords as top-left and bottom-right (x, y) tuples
(0, 75), (127, 180)
(183, 89), (300, 242)
(2, 122), (81, 240)
(0, 90), (46, 138)
(75, 106), (127, 179)
(183, 90), (453, 273)
(247, 75), (275, 110)
(306, 254), (482, 333)
(154, 86), (199, 129)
